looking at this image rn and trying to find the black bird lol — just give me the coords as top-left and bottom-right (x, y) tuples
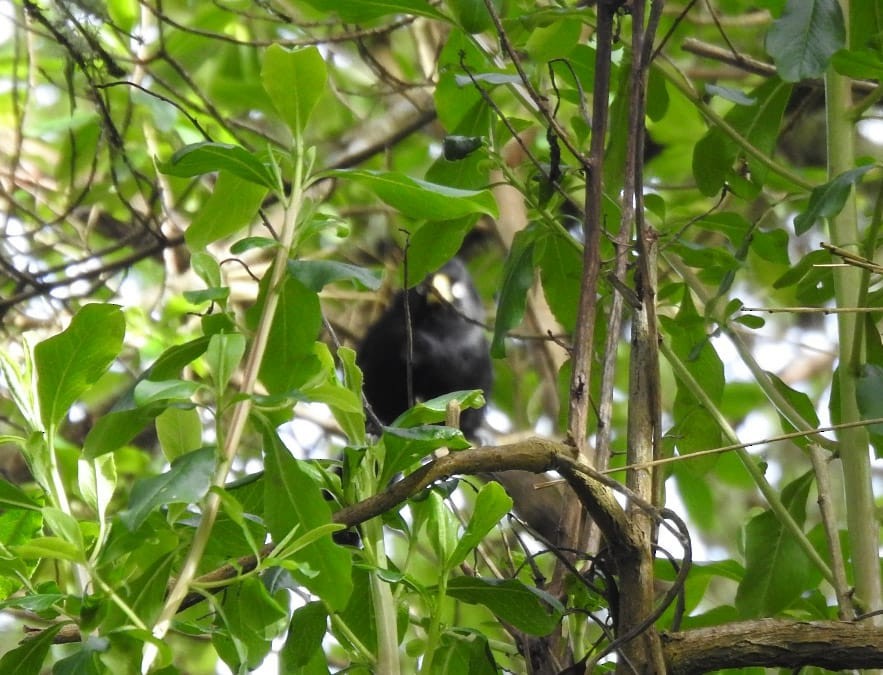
(357, 258), (492, 437)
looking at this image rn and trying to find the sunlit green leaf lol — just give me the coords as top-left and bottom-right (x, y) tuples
(262, 45), (327, 136)
(35, 304), (125, 430)
(329, 169), (498, 221)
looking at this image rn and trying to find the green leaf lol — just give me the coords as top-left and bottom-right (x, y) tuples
(297, 0), (443, 21)
(159, 142), (276, 188)
(83, 404), (165, 458)
(831, 48), (883, 79)
(766, 0), (845, 81)
(411, 489), (460, 565)
(766, 372), (820, 448)
(381, 425), (470, 486)
(392, 390), (487, 428)
(692, 130), (730, 197)
(14, 536), (83, 562)
(133, 379), (201, 405)
(736, 471), (818, 617)
(287, 260), (381, 292)
(120, 446), (216, 531)
(155, 407), (203, 462)
(146, 337), (211, 381)
(329, 169), (498, 221)
(448, 0), (503, 33)
(333, 347), (367, 445)
(0, 477), (40, 510)
(705, 84), (756, 105)
(407, 219), (478, 287)
(258, 275), (323, 395)
(34, 304), (125, 430)
(216, 576), (288, 672)
(281, 602), (329, 669)
(434, 630), (497, 674)
(793, 165), (876, 234)
(185, 171), (269, 250)
(0, 622), (63, 674)
(262, 422), (352, 611)
(205, 332), (246, 392)
(535, 227), (583, 331)
(856, 364), (883, 455)
(77, 454), (116, 525)
(447, 482), (513, 568)
(492, 226), (539, 358)
(446, 576), (564, 636)
(261, 45), (327, 136)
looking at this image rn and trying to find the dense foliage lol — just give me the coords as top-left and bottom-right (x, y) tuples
(1, 0), (882, 673)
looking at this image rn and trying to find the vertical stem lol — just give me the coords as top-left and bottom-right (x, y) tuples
(825, 1), (882, 620)
(142, 146), (307, 673)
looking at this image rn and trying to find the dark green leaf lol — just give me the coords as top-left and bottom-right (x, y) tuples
(147, 337), (211, 381)
(407, 219), (478, 286)
(491, 226), (539, 358)
(735, 472), (818, 617)
(535, 228), (582, 331)
(262, 45), (327, 136)
(446, 576), (564, 636)
(35, 304), (125, 430)
(0, 477), (40, 510)
(856, 364), (883, 455)
(84, 404), (165, 459)
(281, 602), (329, 669)
(448, 0), (500, 33)
(262, 423), (352, 611)
(438, 632), (498, 673)
(766, 0), (845, 81)
(793, 165), (876, 234)
(120, 447), (216, 531)
(381, 425), (470, 486)
(692, 130), (730, 197)
(0, 623), (63, 674)
(434, 630), (497, 675)
(159, 143), (276, 187)
(287, 260), (381, 292)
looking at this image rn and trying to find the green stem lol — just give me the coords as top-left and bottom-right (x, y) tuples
(420, 570), (448, 675)
(825, 1), (882, 617)
(142, 142), (307, 671)
(362, 516), (400, 675)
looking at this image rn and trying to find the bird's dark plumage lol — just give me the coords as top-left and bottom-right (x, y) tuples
(357, 258), (492, 437)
